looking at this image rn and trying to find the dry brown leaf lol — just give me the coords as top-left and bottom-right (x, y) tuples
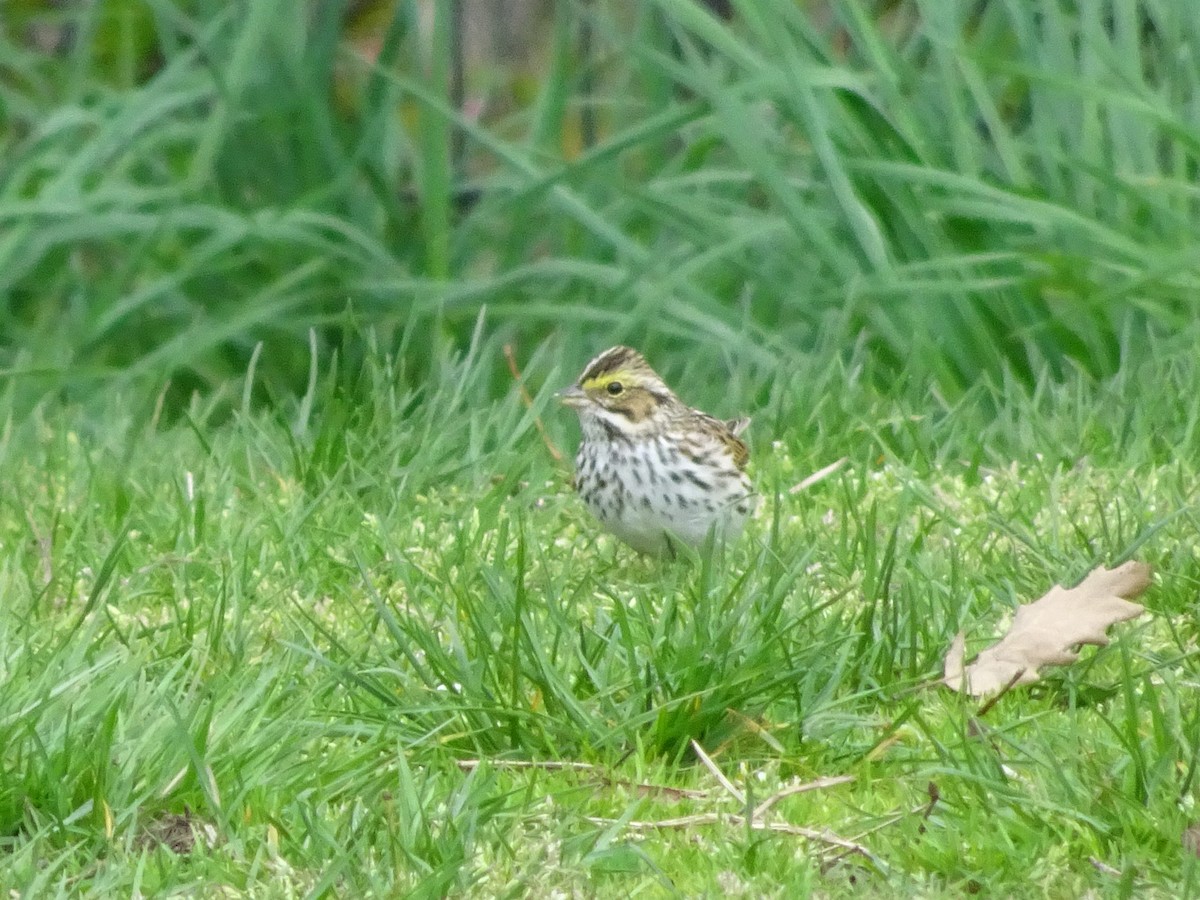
(943, 561), (1151, 697)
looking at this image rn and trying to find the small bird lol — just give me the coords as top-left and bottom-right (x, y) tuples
(558, 345), (756, 556)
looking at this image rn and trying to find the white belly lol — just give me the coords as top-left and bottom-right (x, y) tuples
(575, 436), (755, 555)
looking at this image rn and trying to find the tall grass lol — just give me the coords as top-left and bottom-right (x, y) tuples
(2, 0), (1199, 412)
(2, 321), (1199, 893)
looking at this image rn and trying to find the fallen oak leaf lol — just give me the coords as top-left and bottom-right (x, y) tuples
(943, 561), (1151, 697)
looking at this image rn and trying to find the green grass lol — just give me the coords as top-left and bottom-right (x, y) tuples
(4, 0), (1200, 408)
(2, 326), (1199, 896)
(5, 0), (1200, 894)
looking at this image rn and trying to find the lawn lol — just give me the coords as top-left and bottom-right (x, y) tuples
(2, 329), (1199, 896)
(4, 0), (1200, 896)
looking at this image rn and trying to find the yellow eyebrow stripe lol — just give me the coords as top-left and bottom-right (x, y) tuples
(582, 371), (622, 390)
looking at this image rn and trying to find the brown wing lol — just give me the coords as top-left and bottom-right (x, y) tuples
(689, 412), (750, 471)
(725, 417), (750, 437)
(725, 428), (750, 471)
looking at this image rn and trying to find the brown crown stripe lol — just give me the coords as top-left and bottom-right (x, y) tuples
(580, 346), (654, 384)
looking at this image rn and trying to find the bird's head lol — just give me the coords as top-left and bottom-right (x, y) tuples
(558, 345), (680, 435)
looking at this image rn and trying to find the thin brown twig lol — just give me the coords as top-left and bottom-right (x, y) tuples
(686, 741), (869, 857)
(459, 752), (869, 860)
(974, 667), (1026, 718)
(457, 759), (596, 772)
(503, 344), (564, 462)
(815, 802), (928, 872)
(923, 781), (940, 820)
(454, 758), (710, 800)
(751, 775), (855, 820)
(614, 780), (710, 801)
(583, 812), (875, 859)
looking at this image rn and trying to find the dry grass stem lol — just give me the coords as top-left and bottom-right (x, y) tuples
(751, 775), (856, 819)
(789, 457), (849, 493)
(503, 343), (563, 462)
(690, 739), (746, 805)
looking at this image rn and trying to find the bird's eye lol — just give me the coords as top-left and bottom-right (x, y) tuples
(606, 381), (624, 396)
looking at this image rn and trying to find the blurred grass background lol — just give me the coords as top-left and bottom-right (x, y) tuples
(6, 4), (1200, 893)
(4, 0), (1198, 415)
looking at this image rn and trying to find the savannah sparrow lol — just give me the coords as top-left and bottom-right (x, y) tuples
(559, 345), (756, 556)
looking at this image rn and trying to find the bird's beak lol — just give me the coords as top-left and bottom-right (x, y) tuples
(556, 384), (586, 407)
